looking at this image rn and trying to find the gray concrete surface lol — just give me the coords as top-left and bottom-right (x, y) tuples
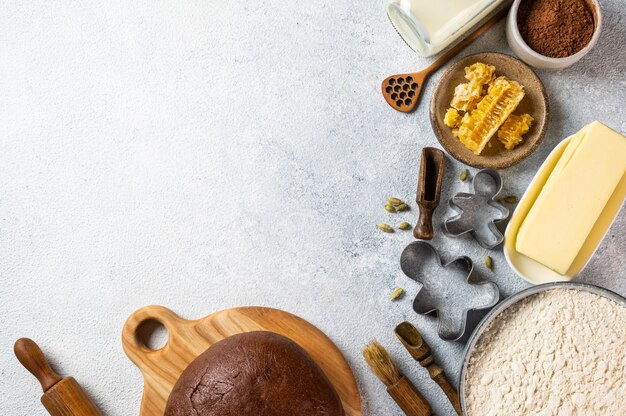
(1, 1), (624, 415)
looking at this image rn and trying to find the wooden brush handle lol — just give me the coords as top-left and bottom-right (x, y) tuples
(387, 376), (433, 416)
(424, 6), (508, 75)
(395, 322), (461, 415)
(427, 364), (461, 415)
(413, 205), (434, 240)
(14, 338), (62, 392)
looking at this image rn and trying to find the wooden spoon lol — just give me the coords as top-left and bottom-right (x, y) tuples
(382, 7), (508, 113)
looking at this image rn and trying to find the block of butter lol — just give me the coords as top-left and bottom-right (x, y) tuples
(516, 121), (626, 275)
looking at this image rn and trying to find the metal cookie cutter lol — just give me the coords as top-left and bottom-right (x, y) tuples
(442, 169), (509, 249)
(400, 241), (499, 341)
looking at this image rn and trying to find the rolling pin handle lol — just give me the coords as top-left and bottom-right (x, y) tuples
(14, 338), (62, 392)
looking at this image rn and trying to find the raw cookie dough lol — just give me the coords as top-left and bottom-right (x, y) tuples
(165, 331), (344, 416)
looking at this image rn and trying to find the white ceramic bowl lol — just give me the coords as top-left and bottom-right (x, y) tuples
(506, 0), (603, 71)
(503, 134), (626, 285)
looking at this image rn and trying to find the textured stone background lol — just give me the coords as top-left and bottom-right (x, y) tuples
(1, 1), (624, 415)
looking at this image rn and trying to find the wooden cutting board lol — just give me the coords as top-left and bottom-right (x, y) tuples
(122, 305), (362, 416)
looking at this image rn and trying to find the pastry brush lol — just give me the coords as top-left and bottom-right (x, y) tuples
(363, 340), (433, 416)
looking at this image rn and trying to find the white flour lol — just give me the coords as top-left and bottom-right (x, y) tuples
(464, 289), (626, 416)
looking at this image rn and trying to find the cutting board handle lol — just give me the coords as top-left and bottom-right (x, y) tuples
(122, 305), (183, 367)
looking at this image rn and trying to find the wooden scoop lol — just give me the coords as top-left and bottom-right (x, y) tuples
(395, 322), (461, 415)
(414, 147), (445, 240)
(14, 338), (102, 416)
(382, 6), (508, 113)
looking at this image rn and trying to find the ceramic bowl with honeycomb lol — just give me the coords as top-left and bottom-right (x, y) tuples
(430, 52), (548, 169)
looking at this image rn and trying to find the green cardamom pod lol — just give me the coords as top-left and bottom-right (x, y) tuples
(387, 197), (403, 206)
(460, 169), (469, 182)
(485, 256), (493, 271)
(384, 204), (397, 213)
(502, 195), (519, 204)
(390, 288), (405, 301)
(398, 222), (411, 230)
(396, 203), (410, 211)
(377, 223), (394, 233)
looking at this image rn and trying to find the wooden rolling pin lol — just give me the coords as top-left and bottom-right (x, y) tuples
(14, 338), (102, 416)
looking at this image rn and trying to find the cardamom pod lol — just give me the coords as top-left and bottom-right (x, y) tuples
(396, 203), (410, 211)
(485, 256), (493, 271)
(398, 222), (411, 230)
(390, 288), (405, 301)
(460, 169), (469, 182)
(387, 197), (403, 206)
(502, 195), (519, 204)
(384, 204), (397, 213)
(377, 223), (394, 233)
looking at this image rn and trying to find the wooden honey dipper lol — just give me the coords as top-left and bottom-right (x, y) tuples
(395, 322), (461, 415)
(14, 338), (102, 416)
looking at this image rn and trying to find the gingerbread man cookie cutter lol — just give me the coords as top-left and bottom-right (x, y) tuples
(442, 169), (509, 249)
(400, 241), (500, 341)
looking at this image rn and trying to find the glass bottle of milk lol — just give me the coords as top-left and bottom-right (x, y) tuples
(387, 0), (507, 57)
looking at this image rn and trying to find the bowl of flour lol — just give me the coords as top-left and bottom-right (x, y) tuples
(460, 283), (626, 415)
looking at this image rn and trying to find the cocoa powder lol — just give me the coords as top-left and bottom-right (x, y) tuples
(517, 0), (595, 58)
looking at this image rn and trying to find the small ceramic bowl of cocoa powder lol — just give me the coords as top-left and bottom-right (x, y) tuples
(506, 0), (603, 70)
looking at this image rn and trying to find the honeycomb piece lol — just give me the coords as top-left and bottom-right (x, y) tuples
(455, 77), (525, 155)
(444, 108), (462, 128)
(497, 113), (534, 150)
(450, 82), (483, 112)
(464, 63), (496, 85)
(450, 62), (496, 112)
